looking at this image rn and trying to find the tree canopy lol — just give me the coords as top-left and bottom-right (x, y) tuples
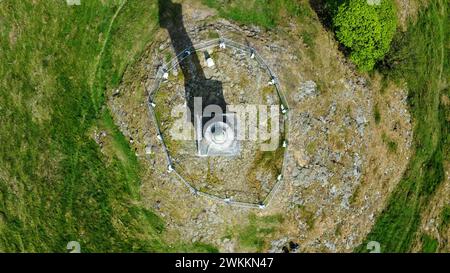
(333, 0), (397, 71)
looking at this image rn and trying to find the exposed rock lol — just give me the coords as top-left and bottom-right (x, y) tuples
(294, 80), (318, 102)
(268, 237), (289, 253)
(145, 145), (153, 155)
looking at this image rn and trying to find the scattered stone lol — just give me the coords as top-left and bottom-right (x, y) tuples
(145, 145), (153, 155)
(268, 237), (289, 253)
(294, 80), (318, 102)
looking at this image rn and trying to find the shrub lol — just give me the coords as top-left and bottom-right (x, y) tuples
(374, 104), (381, 124)
(333, 0), (397, 71)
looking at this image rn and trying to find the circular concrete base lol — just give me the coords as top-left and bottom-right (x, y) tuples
(204, 121), (235, 152)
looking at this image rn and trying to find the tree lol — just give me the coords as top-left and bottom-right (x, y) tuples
(333, 0), (397, 71)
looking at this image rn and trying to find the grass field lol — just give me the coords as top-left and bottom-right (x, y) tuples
(357, 0), (449, 252)
(202, 0), (313, 29)
(0, 0), (214, 252)
(1, 0), (448, 253)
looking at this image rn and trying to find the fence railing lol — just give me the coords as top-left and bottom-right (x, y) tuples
(146, 38), (290, 209)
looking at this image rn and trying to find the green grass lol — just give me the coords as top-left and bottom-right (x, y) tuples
(0, 0), (215, 252)
(237, 213), (284, 252)
(301, 30), (315, 48)
(0, 0), (159, 252)
(296, 204), (316, 230)
(176, 242), (220, 253)
(440, 206), (450, 229)
(246, 136), (286, 201)
(421, 234), (439, 253)
(357, 0), (449, 253)
(382, 132), (398, 153)
(374, 104), (381, 124)
(202, 0), (311, 29)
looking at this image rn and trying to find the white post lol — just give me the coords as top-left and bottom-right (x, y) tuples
(206, 57), (215, 68)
